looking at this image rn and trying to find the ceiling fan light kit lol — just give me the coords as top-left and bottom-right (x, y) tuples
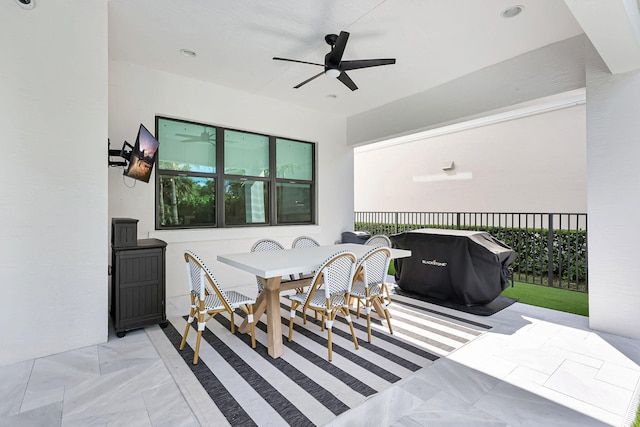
(325, 69), (340, 78)
(273, 31), (396, 91)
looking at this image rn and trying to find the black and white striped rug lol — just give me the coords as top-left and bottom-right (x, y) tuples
(158, 294), (491, 426)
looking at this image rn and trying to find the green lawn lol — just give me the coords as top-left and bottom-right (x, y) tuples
(500, 280), (589, 316)
(389, 262), (589, 316)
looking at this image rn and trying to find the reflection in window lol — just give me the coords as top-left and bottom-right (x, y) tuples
(277, 182), (311, 223)
(157, 118), (216, 173)
(276, 139), (313, 180)
(158, 175), (215, 227)
(225, 179), (268, 225)
(224, 130), (269, 177)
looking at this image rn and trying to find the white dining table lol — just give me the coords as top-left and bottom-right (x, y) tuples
(217, 243), (411, 358)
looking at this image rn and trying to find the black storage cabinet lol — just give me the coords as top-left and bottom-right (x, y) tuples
(111, 238), (168, 337)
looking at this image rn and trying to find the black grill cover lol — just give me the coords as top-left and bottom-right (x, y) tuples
(391, 229), (515, 306)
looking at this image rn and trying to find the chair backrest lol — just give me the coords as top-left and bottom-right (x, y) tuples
(183, 250), (232, 310)
(251, 238), (285, 252)
(250, 239), (285, 292)
(305, 251), (356, 301)
(354, 246), (391, 289)
(292, 236), (320, 249)
(365, 234), (391, 248)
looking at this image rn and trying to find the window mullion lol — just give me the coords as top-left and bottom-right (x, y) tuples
(216, 127), (225, 227)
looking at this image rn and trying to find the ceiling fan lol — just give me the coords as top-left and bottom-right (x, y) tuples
(176, 127), (215, 144)
(273, 31), (396, 91)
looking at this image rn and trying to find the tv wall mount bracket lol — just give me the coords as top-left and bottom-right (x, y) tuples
(108, 138), (133, 167)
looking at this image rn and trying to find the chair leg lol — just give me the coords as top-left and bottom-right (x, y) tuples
(356, 298), (361, 318)
(229, 311), (235, 334)
(365, 300), (372, 343)
(326, 310), (333, 361)
(248, 305), (256, 348)
(180, 296), (197, 351)
(383, 303), (393, 334)
(193, 308), (206, 364)
(342, 306), (359, 350)
(288, 301), (298, 342)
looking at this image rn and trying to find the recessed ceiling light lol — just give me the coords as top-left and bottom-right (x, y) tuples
(15, 0), (35, 9)
(180, 49), (197, 58)
(501, 5), (524, 18)
(326, 94), (337, 99)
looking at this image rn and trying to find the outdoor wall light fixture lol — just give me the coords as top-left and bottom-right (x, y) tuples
(442, 161), (455, 171)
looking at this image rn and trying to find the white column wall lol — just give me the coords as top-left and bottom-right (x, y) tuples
(586, 43), (640, 339)
(0, 1), (108, 365)
(108, 61), (352, 298)
(355, 103), (586, 213)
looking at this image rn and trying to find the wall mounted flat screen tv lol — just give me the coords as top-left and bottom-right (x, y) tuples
(124, 124), (159, 183)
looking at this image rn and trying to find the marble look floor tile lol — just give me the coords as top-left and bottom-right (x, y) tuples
(26, 346), (100, 393)
(596, 361), (640, 391)
(493, 345), (565, 376)
(544, 359), (633, 416)
(504, 365), (551, 387)
(446, 334), (519, 380)
(63, 407), (151, 427)
(326, 385), (424, 427)
(501, 362), (623, 426)
(474, 379), (610, 427)
(596, 331), (640, 365)
(63, 360), (171, 418)
(20, 384), (64, 413)
(4, 401), (63, 427)
(142, 382), (198, 427)
(393, 391), (507, 427)
(398, 376), (441, 401)
(0, 359), (33, 417)
(413, 358), (499, 405)
(98, 337), (161, 376)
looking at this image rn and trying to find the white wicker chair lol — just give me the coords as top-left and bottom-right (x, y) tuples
(364, 234), (392, 248)
(180, 250), (256, 364)
(250, 238), (286, 294)
(350, 246), (393, 342)
(291, 235), (320, 249)
(288, 251), (359, 361)
(291, 236), (320, 280)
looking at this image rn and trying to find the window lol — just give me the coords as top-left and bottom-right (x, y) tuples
(276, 138), (314, 224)
(155, 116), (315, 228)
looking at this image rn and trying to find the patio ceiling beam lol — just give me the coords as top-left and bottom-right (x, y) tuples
(564, 0), (640, 74)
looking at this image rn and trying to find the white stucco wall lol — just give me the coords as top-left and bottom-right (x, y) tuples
(108, 61), (353, 298)
(586, 43), (640, 339)
(0, 1), (108, 365)
(355, 101), (587, 213)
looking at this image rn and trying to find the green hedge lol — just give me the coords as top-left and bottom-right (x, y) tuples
(355, 222), (588, 292)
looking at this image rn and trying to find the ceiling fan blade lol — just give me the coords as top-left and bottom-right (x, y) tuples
(294, 71), (325, 89)
(337, 71), (358, 91)
(327, 31), (349, 65)
(273, 57), (324, 67)
(340, 58), (396, 71)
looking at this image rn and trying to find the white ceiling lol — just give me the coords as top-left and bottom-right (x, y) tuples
(107, 0), (640, 119)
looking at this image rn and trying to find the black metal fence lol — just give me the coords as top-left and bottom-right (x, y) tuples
(354, 211), (588, 292)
